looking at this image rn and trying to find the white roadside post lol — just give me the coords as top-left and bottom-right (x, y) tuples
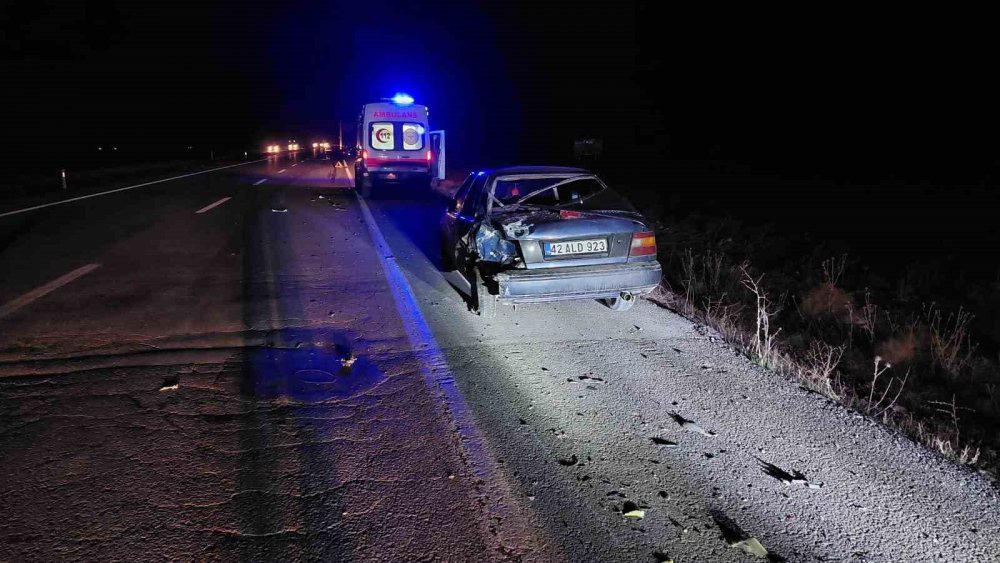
(61, 169), (67, 191)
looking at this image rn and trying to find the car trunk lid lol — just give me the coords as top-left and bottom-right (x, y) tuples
(490, 207), (647, 269)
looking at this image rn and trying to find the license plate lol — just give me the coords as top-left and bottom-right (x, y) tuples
(545, 238), (608, 256)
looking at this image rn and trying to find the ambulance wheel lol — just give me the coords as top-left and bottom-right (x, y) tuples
(360, 174), (373, 199)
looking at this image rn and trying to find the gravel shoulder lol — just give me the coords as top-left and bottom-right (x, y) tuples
(368, 192), (1000, 562)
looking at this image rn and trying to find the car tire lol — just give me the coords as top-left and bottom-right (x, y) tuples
(604, 292), (636, 311)
(475, 268), (497, 318)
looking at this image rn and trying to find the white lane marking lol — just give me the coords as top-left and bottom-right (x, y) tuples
(0, 160), (266, 219)
(278, 169), (287, 174)
(292, 163), (298, 167)
(195, 196), (232, 214)
(0, 264), (101, 319)
(344, 165), (355, 184)
(253, 179), (268, 186)
(354, 193), (513, 525)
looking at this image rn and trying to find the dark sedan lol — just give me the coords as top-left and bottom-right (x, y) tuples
(440, 166), (662, 313)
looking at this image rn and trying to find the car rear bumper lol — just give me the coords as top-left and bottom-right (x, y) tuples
(494, 261), (662, 304)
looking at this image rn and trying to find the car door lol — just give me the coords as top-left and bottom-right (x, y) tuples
(441, 173), (476, 255)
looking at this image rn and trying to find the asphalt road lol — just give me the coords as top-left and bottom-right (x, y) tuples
(1, 156), (998, 562)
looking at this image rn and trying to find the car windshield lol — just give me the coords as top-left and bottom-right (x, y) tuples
(492, 175), (606, 207)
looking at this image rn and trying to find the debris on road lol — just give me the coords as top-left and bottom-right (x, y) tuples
(650, 437), (679, 447)
(158, 375), (180, 391)
(712, 510), (777, 560)
(731, 537), (769, 558)
(668, 412), (717, 436)
(271, 206), (288, 213)
(757, 458), (823, 489)
(621, 500), (645, 519)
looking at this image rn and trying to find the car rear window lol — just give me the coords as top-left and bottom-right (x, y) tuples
(493, 176), (606, 206)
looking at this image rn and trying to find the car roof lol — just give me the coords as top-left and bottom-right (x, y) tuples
(483, 165), (592, 177)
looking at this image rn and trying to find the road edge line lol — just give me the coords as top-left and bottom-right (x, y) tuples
(354, 192), (543, 557)
(0, 159), (266, 219)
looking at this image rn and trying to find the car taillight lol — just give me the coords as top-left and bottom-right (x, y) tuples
(629, 231), (656, 257)
(426, 150), (432, 161)
(362, 150), (368, 160)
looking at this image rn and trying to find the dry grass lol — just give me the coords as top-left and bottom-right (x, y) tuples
(801, 282), (853, 323)
(660, 244), (993, 473)
(864, 357), (908, 419)
(802, 341), (845, 399)
(924, 303), (977, 377)
(741, 266), (782, 370)
(854, 288), (879, 343)
(876, 327), (922, 366)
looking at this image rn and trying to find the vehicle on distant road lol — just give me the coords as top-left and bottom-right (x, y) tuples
(355, 93), (442, 198)
(440, 166), (662, 313)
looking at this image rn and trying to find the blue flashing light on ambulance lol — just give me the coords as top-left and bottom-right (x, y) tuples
(354, 93), (444, 198)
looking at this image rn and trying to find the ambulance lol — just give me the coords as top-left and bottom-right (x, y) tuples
(354, 93), (444, 197)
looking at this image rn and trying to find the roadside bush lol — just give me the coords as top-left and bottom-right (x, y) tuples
(800, 282), (854, 323)
(654, 213), (999, 477)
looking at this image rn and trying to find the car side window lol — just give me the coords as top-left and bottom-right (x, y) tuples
(463, 175), (488, 218)
(449, 174), (475, 213)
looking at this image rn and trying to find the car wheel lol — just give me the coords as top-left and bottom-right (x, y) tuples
(604, 292), (635, 311)
(475, 268), (497, 318)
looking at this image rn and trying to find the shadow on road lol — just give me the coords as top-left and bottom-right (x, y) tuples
(234, 182), (367, 560)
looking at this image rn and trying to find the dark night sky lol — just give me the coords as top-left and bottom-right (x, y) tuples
(3, 1), (998, 181)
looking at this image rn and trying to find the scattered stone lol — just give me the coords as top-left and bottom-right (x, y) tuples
(650, 437), (679, 447)
(558, 454), (579, 466)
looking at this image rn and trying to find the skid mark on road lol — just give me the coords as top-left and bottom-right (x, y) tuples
(0, 264), (101, 319)
(195, 197), (232, 214)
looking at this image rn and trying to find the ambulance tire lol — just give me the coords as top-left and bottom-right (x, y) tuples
(360, 174), (374, 199)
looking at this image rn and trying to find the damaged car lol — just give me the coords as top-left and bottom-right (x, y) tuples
(440, 166), (662, 313)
